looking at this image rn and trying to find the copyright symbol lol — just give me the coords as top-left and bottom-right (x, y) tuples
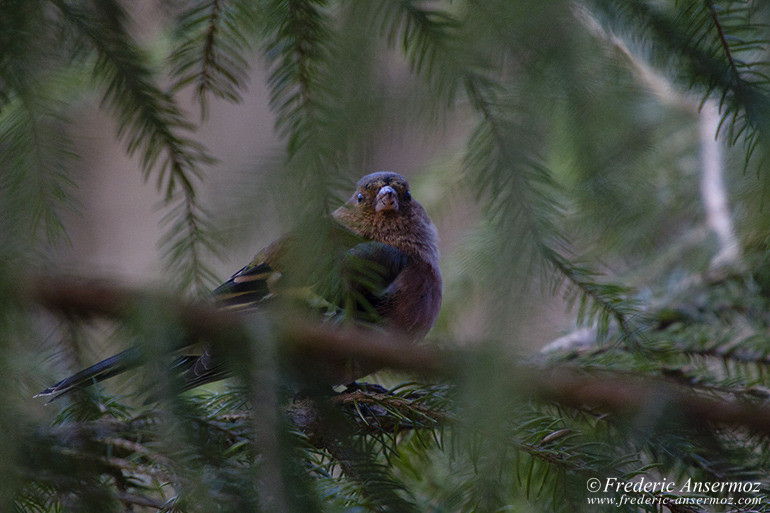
(587, 478), (602, 492)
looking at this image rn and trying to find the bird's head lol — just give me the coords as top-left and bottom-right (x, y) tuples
(333, 172), (438, 262)
(352, 172), (411, 216)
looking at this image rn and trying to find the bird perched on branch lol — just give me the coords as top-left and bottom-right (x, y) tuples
(37, 172), (442, 400)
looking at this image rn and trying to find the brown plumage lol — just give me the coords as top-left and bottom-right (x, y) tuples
(333, 172), (442, 339)
(37, 172), (442, 400)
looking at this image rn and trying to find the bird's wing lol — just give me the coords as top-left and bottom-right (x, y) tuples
(212, 261), (276, 310)
(348, 242), (409, 281)
(212, 220), (369, 311)
(211, 234), (290, 311)
(345, 242), (408, 295)
(339, 241), (409, 323)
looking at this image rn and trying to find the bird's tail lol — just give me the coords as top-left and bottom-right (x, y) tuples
(35, 348), (144, 402)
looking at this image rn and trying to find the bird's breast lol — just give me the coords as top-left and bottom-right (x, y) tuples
(381, 258), (442, 340)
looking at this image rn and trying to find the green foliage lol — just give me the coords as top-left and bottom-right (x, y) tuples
(0, 0), (222, 293)
(170, 0), (260, 119)
(4, 0), (770, 512)
(589, 0), (770, 168)
(0, 95), (78, 247)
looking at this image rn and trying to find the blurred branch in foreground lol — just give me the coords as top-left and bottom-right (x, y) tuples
(23, 273), (770, 436)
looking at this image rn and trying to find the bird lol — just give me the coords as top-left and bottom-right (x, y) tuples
(37, 172), (442, 400)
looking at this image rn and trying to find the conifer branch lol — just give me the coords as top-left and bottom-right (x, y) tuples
(706, 0), (743, 98)
(588, 0), (770, 163)
(264, 0), (330, 153)
(52, 0), (220, 292)
(464, 76), (641, 342)
(24, 274), (770, 438)
(170, 0), (255, 119)
(375, 0), (461, 101)
(0, 95), (78, 245)
(682, 345), (770, 367)
(200, 0), (224, 97)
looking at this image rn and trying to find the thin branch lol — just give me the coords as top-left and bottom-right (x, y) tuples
(527, 371), (770, 435)
(101, 437), (176, 469)
(707, 0), (743, 94)
(23, 274), (240, 339)
(199, 0), (223, 102)
(544, 328), (770, 369)
(681, 344), (770, 367)
(575, 4), (696, 111)
(547, 252), (638, 340)
(699, 99), (742, 271)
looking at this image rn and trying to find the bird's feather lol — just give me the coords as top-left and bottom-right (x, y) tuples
(213, 262), (275, 309)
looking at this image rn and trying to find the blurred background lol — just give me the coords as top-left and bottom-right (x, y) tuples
(5, 1), (770, 511)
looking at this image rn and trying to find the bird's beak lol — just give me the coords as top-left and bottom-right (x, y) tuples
(375, 185), (399, 213)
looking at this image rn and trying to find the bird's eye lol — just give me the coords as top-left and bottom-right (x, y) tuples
(357, 193), (364, 204)
(405, 190), (411, 200)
